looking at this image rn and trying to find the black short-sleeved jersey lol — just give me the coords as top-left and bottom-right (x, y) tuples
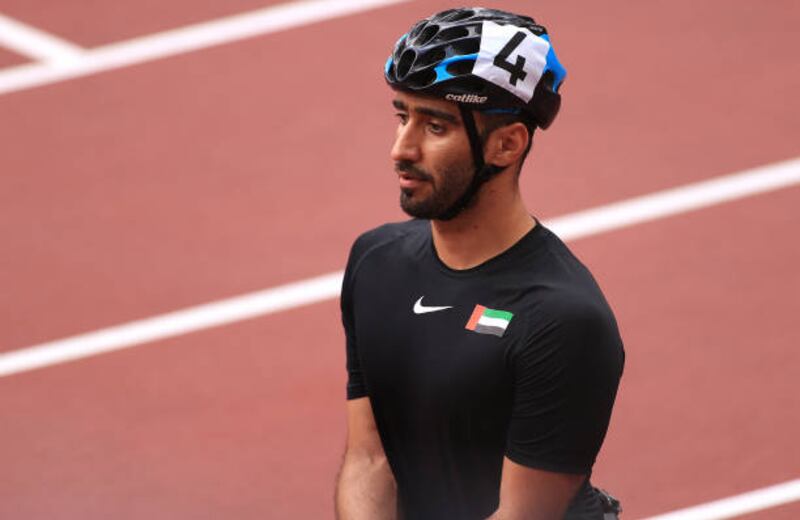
(341, 219), (624, 519)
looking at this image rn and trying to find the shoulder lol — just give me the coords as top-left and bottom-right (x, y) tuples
(513, 229), (623, 360)
(528, 285), (616, 339)
(510, 284), (624, 397)
(513, 286), (624, 390)
(350, 219), (424, 255)
(344, 219), (428, 279)
(529, 227), (615, 322)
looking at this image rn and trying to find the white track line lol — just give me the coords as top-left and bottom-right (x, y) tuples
(0, 0), (409, 96)
(546, 157), (800, 240)
(643, 478), (800, 520)
(1, 156), (799, 379)
(0, 272), (344, 378)
(1, 6), (796, 520)
(0, 13), (84, 63)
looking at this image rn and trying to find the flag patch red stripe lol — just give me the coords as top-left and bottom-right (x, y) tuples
(465, 304), (486, 330)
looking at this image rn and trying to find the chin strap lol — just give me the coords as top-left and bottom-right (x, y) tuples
(460, 103), (490, 174)
(435, 105), (504, 221)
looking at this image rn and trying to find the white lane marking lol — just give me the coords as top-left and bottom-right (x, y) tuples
(0, 13), (84, 63)
(1, 156), (799, 378)
(546, 157), (800, 241)
(0, 272), (343, 378)
(643, 478), (800, 520)
(0, 0), (409, 96)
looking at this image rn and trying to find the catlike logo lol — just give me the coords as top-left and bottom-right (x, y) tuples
(413, 296), (453, 315)
(445, 93), (488, 104)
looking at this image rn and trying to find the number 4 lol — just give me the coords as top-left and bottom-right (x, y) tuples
(493, 31), (528, 86)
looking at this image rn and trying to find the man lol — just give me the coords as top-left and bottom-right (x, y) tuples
(335, 8), (624, 519)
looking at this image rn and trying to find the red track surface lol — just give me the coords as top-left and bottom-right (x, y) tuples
(1, 0), (799, 518)
(0, 0), (290, 46)
(0, 46), (28, 67)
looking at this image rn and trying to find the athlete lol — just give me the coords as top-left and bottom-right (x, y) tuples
(335, 8), (624, 519)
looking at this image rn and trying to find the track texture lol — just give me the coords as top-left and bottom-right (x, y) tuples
(1, 0), (799, 518)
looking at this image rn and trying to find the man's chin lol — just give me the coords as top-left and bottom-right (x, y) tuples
(400, 193), (441, 220)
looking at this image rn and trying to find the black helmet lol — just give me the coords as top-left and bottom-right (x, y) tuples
(385, 7), (566, 129)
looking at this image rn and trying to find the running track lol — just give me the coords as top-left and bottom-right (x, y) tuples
(1, 1), (799, 518)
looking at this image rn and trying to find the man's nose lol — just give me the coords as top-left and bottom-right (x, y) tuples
(390, 124), (421, 164)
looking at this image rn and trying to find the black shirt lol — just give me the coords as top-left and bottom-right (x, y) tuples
(342, 219), (624, 519)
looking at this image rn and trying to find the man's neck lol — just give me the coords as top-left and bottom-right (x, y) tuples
(430, 183), (534, 271)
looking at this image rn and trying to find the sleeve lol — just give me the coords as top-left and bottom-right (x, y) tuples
(505, 300), (624, 474)
(341, 238), (368, 400)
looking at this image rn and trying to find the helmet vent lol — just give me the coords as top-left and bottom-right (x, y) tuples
(396, 48), (416, 79)
(540, 70), (557, 92)
(452, 38), (480, 55)
(441, 9), (475, 22)
(408, 20), (425, 39)
(415, 48), (446, 68)
(414, 24), (439, 46)
(446, 59), (473, 77)
(435, 26), (469, 43)
(407, 69), (436, 89)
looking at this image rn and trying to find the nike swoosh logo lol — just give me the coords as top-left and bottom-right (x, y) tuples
(413, 296), (453, 315)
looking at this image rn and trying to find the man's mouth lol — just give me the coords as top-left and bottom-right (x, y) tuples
(395, 162), (432, 188)
(398, 173), (426, 189)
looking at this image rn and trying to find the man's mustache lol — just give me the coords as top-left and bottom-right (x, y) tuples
(395, 161), (433, 182)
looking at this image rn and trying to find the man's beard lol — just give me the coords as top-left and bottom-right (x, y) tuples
(396, 159), (475, 220)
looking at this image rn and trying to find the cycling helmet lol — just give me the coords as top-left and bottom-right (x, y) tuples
(385, 7), (566, 130)
(384, 8), (566, 220)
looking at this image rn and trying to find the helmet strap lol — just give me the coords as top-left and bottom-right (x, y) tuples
(435, 105), (504, 221)
(460, 104), (488, 173)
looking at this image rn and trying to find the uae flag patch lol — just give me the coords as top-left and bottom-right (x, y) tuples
(465, 305), (514, 337)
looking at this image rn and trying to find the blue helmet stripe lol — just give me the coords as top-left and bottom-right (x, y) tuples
(385, 33), (408, 75)
(540, 34), (566, 91)
(433, 53), (479, 83)
(481, 108), (521, 114)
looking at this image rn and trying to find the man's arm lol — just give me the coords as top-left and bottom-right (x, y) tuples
(492, 297), (624, 519)
(485, 457), (585, 520)
(335, 397), (397, 520)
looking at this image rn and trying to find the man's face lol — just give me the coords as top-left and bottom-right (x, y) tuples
(390, 91), (475, 220)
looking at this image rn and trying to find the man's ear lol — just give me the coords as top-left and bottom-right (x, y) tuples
(484, 122), (530, 168)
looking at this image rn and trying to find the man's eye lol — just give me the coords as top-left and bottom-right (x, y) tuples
(395, 112), (409, 125)
(428, 122), (445, 134)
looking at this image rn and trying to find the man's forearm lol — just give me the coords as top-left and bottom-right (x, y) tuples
(335, 451), (397, 520)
